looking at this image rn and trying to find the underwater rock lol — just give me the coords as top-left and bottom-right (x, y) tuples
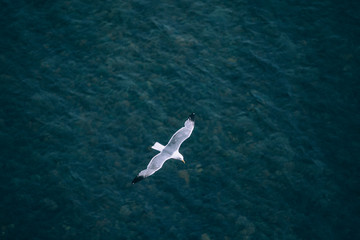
(201, 233), (211, 240)
(178, 170), (190, 184)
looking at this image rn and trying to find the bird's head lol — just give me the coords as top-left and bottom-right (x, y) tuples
(176, 153), (185, 164)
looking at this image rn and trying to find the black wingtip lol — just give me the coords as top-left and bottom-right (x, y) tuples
(189, 113), (195, 121)
(132, 175), (145, 184)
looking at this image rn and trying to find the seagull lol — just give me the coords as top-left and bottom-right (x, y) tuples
(132, 113), (195, 184)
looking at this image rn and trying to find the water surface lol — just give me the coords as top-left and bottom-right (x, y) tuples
(1, 0), (359, 239)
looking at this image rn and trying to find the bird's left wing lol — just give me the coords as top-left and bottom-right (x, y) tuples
(164, 116), (195, 152)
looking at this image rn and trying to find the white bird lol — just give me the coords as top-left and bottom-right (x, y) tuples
(132, 113), (195, 184)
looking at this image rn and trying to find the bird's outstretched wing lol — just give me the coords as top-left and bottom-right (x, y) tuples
(132, 151), (171, 184)
(163, 114), (195, 153)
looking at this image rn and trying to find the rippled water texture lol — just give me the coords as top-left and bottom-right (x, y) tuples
(1, 0), (359, 239)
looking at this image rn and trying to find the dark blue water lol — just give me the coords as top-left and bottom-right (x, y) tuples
(1, 0), (359, 239)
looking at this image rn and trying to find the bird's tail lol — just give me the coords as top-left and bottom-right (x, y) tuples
(151, 142), (165, 152)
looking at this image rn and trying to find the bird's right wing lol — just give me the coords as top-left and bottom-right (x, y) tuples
(132, 152), (171, 184)
(146, 151), (171, 171)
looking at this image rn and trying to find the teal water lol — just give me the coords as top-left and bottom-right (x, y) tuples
(1, 0), (359, 239)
